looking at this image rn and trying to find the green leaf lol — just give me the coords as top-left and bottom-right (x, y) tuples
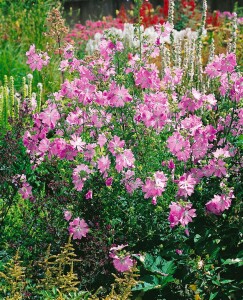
(209, 292), (218, 300)
(223, 258), (243, 266)
(194, 234), (202, 243)
(220, 279), (235, 284)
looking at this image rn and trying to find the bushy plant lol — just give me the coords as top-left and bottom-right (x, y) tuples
(0, 0), (242, 299)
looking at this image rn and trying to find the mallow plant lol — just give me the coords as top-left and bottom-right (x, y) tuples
(16, 0), (242, 298)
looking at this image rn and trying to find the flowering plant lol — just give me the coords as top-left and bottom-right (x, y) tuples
(1, 0), (242, 298)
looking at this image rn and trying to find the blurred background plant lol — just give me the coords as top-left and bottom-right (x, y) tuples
(0, 0), (67, 94)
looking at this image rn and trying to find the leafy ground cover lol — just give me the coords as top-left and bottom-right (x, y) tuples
(0, 0), (242, 299)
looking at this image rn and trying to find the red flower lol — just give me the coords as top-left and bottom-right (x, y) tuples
(182, 0), (196, 12)
(163, 0), (169, 18)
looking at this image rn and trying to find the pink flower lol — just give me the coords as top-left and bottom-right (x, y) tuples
(168, 202), (196, 228)
(142, 171), (167, 199)
(167, 132), (184, 154)
(26, 44), (50, 71)
(72, 164), (92, 191)
(107, 82), (132, 107)
(121, 170), (142, 194)
(70, 134), (86, 151)
(134, 68), (160, 89)
(97, 155), (111, 173)
(69, 217), (89, 239)
(112, 255), (134, 272)
(108, 136), (125, 155)
(205, 53), (236, 78)
(206, 194), (233, 215)
(105, 177), (113, 186)
(167, 132), (191, 162)
(109, 244), (133, 272)
(38, 138), (50, 153)
(177, 173), (197, 198)
(39, 104), (60, 129)
(64, 210), (72, 221)
(85, 190), (93, 200)
(151, 197), (157, 205)
(115, 149), (135, 172)
(161, 21), (173, 37)
(97, 134), (107, 148)
(19, 182), (33, 200)
(208, 159), (227, 178)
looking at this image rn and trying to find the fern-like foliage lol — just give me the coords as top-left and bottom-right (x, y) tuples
(0, 249), (26, 299)
(38, 235), (80, 295)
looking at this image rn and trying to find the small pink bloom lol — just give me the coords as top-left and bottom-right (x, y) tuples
(64, 210), (72, 221)
(151, 197), (157, 205)
(105, 177), (113, 186)
(177, 173), (197, 198)
(19, 182), (32, 200)
(85, 190), (93, 200)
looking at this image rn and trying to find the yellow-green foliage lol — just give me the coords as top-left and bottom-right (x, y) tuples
(38, 235), (80, 294)
(90, 267), (141, 300)
(0, 249), (25, 300)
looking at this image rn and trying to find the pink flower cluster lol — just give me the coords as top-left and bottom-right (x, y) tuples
(26, 44), (50, 71)
(135, 92), (169, 132)
(205, 53), (236, 78)
(22, 25), (242, 241)
(65, 17), (124, 46)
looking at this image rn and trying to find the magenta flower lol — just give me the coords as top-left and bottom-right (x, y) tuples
(69, 217), (89, 239)
(105, 177), (113, 186)
(176, 249), (183, 255)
